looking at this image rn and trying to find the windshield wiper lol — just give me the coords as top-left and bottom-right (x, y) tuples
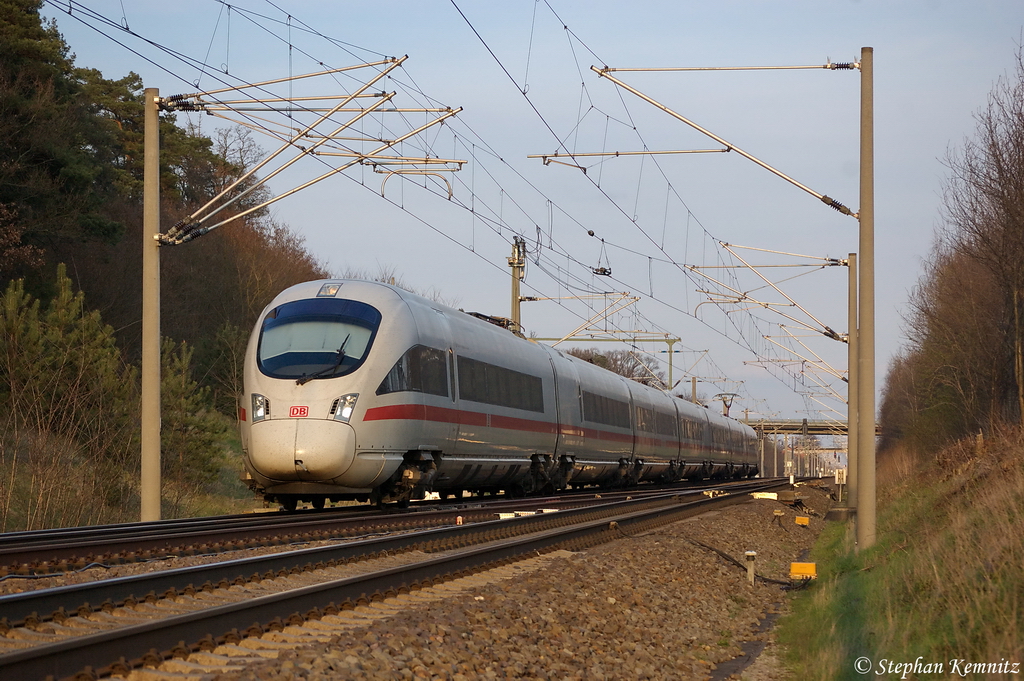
(296, 334), (351, 385)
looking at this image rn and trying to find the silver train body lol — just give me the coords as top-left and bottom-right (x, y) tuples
(239, 279), (759, 508)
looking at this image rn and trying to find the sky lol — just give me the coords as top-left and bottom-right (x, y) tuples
(42, 0), (1024, 423)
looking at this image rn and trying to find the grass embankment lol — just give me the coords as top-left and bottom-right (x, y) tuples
(777, 432), (1024, 679)
(0, 429), (255, 531)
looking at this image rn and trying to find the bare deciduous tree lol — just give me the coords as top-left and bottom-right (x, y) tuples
(566, 347), (667, 386)
(941, 49), (1024, 423)
(881, 49), (1024, 454)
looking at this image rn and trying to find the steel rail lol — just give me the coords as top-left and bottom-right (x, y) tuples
(0, 487), (657, 550)
(0, 507), (366, 548)
(0, 479), (767, 573)
(0, 501), (535, 571)
(0, 480), (788, 680)
(0, 483), (773, 628)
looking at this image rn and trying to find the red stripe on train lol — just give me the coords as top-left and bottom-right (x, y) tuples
(361, 404), (692, 448)
(362, 404), (558, 434)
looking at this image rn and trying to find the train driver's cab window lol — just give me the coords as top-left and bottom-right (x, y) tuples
(377, 345), (449, 397)
(257, 298), (381, 380)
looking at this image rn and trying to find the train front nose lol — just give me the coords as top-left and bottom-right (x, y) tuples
(248, 419), (356, 482)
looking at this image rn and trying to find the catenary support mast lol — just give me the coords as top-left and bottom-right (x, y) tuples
(847, 252), (859, 510)
(141, 88), (161, 521)
(856, 47), (876, 549)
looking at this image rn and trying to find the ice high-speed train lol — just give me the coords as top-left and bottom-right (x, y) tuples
(239, 279), (758, 509)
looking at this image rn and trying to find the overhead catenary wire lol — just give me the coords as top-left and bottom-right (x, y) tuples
(49, 9), (470, 248)
(590, 66), (858, 218)
(499, 1), (851, 388)
(52, 0), (843, 419)
(49, 1), (625, 350)
(531, 8), (848, 408)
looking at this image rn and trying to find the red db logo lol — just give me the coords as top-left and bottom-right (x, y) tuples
(289, 406), (309, 418)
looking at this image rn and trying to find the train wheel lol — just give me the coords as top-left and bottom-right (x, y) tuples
(311, 497), (326, 510)
(279, 497), (298, 512)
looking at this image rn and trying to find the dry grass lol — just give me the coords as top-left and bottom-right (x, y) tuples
(780, 431), (1024, 678)
(0, 428), (133, 531)
(0, 424), (253, 531)
(871, 432), (1024, 662)
(876, 443), (920, 498)
(778, 520), (872, 681)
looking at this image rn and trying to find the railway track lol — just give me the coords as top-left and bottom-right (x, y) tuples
(0, 479), (757, 576)
(0, 479), (791, 680)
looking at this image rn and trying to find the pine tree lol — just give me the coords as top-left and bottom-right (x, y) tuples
(0, 0), (123, 250)
(161, 338), (228, 515)
(0, 264), (136, 529)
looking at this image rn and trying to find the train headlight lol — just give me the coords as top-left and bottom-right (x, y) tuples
(252, 394), (270, 422)
(331, 393), (359, 423)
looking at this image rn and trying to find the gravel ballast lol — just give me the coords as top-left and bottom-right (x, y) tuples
(214, 483), (832, 681)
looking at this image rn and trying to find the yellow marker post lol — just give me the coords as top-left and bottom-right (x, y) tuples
(790, 563), (817, 580)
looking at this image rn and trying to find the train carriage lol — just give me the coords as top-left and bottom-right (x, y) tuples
(561, 353), (635, 487)
(628, 383), (680, 481)
(240, 279), (759, 509)
(443, 305), (559, 492)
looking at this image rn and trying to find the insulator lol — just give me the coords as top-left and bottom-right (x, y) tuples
(159, 219), (207, 246)
(820, 195), (853, 216)
(164, 100), (202, 112)
(164, 219), (188, 238)
(180, 227), (210, 244)
(827, 62), (857, 70)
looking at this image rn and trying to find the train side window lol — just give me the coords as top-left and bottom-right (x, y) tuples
(581, 391), (631, 429)
(634, 406), (653, 432)
(456, 356), (544, 412)
(655, 411), (676, 437)
(376, 345), (449, 397)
